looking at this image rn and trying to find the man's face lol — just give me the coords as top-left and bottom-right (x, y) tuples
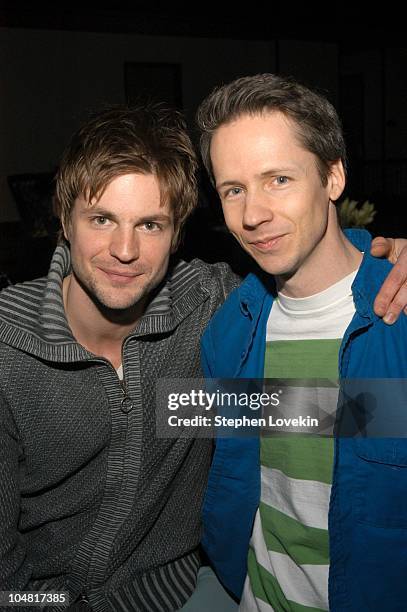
(210, 112), (344, 284)
(64, 173), (174, 311)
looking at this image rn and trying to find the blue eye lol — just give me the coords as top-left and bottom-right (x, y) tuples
(93, 216), (109, 225)
(224, 187), (243, 198)
(276, 176), (289, 185)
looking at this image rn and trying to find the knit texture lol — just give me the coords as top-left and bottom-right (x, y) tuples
(0, 245), (239, 611)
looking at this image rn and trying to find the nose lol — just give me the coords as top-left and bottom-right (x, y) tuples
(109, 226), (140, 262)
(242, 188), (273, 229)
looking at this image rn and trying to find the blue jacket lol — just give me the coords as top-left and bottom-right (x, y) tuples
(201, 230), (407, 611)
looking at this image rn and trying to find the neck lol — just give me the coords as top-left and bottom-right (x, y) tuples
(276, 204), (363, 298)
(63, 275), (145, 367)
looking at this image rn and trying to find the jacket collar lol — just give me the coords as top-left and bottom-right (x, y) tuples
(236, 229), (390, 325)
(238, 270), (276, 323)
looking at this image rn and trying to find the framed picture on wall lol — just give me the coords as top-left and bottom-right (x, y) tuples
(124, 62), (183, 109)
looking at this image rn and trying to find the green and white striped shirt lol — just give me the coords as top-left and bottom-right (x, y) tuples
(240, 270), (358, 612)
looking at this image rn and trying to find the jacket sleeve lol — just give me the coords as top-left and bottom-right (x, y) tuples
(0, 390), (29, 590)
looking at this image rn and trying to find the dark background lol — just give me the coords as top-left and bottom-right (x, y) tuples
(1, 4), (406, 281)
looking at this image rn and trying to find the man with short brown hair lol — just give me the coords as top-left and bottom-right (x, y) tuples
(0, 104), (238, 611)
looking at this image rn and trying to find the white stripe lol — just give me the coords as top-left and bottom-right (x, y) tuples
(239, 575), (275, 611)
(261, 466), (331, 530)
(249, 511), (329, 610)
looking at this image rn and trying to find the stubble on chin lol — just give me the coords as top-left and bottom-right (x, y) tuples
(85, 276), (151, 313)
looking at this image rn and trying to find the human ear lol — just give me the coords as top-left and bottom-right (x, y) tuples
(328, 160), (346, 202)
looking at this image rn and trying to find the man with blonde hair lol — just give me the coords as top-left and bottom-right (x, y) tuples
(198, 74), (407, 611)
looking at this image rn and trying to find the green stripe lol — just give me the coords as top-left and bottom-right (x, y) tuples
(260, 437), (334, 484)
(248, 548), (327, 612)
(260, 502), (329, 565)
(247, 546), (289, 612)
(290, 599), (327, 612)
(254, 336), (337, 610)
(265, 339), (341, 379)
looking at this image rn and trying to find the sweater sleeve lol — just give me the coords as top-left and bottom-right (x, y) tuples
(0, 391), (29, 590)
(211, 262), (241, 303)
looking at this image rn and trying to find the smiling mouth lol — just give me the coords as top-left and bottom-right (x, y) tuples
(99, 268), (143, 282)
(249, 235), (286, 252)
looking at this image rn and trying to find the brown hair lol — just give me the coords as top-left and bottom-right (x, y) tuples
(54, 104), (198, 248)
(196, 73), (347, 186)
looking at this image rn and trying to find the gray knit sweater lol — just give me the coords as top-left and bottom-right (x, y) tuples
(0, 246), (239, 612)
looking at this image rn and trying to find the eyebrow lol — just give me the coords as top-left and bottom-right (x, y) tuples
(81, 206), (172, 223)
(216, 166), (301, 190)
(258, 166), (300, 178)
(137, 214), (173, 224)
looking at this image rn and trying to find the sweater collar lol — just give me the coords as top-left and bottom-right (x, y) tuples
(0, 244), (208, 361)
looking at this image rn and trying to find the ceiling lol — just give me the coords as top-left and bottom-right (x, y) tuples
(0, 4), (405, 49)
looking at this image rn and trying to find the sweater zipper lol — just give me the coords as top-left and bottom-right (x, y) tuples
(119, 341), (134, 414)
(66, 347), (136, 602)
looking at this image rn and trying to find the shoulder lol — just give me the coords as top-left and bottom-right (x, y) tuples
(201, 273), (260, 353)
(169, 258), (241, 306)
(353, 246), (394, 309)
(352, 250), (407, 346)
(0, 276), (46, 326)
(204, 270), (271, 329)
(188, 258), (241, 294)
